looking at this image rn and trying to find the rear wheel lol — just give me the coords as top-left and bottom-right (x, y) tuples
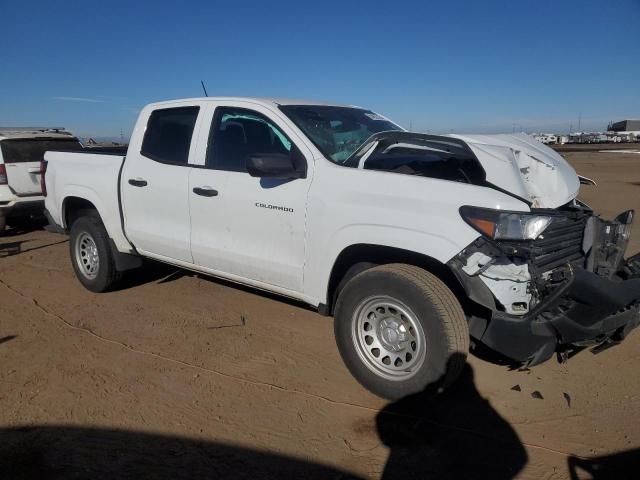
(334, 263), (469, 399)
(69, 214), (121, 292)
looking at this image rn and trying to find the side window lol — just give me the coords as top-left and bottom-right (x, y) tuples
(141, 106), (199, 165)
(206, 107), (293, 172)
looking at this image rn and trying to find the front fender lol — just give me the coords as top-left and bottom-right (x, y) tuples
(307, 223), (479, 306)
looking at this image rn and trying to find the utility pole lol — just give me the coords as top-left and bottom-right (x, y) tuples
(578, 112), (581, 132)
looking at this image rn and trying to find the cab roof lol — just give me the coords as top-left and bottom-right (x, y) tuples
(0, 127), (76, 141)
(145, 96), (361, 109)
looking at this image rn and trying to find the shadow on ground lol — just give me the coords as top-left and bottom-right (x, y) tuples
(0, 335), (17, 345)
(0, 353), (636, 478)
(0, 238), (68, 258)
(568, 449), (640, 479)
(117, 263), (313, 311)
(377, 356), (527, 479)
(0, 357), (524, 479)
(0, 216), (61, 257)
(113, 260), (184, 290)
(0, 217), (48, 238)
(0, 240), (25, 257)
(0, 426), (362, 480)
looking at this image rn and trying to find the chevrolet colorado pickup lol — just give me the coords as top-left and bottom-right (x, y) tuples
(43, 97), (640, 399)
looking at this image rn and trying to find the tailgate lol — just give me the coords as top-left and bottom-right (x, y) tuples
(4, 161), (42, 196)
(1, 138), (83, 196)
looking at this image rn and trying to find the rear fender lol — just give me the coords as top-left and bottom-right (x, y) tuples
(60, 186), (131, 253)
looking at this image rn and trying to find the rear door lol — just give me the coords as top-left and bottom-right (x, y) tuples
(121, 103), (203, 263)
(0, 138), (82, 196)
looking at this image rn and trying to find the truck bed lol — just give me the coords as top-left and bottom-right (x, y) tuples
(43, 151), (133, 253)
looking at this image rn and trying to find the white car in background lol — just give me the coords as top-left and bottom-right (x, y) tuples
(0, 128), (82, 232)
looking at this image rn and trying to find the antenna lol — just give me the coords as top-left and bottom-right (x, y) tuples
(200, 80), (208, 97)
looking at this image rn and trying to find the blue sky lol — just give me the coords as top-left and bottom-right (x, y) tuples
(1, 0), (638, 138)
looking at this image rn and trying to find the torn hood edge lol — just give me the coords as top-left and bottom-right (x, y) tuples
(449, 133), (581, 209)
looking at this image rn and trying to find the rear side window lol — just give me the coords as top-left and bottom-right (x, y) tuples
(1, 138), (83, 163)
(141, 106), (199, 165)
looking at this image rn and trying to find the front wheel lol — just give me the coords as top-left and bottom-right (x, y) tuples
(334, 264), (469, 400)
(69, 214), (121, 292)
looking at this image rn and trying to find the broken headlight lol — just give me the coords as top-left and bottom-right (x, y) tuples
(460, 206), (552, 240)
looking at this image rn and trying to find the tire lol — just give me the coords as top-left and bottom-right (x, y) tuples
(0, 215), (6, 234)
(69, 213), (121, 292)
(334, 263), (469, 400)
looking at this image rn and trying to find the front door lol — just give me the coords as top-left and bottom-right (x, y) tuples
(189, 103), (312, 292)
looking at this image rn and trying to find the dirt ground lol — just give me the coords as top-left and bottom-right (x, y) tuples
(1, 149), (639, 479)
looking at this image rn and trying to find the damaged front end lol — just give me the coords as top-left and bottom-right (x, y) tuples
(449, 204), (640, 366)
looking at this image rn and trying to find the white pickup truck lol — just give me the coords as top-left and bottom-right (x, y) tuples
(43, 97), (640, 399)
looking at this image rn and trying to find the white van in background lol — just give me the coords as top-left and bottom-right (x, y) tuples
(0, 127), (82, 232)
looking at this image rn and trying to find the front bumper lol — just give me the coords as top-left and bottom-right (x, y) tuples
(476, 256), (640, 365)
(449, 209), (640, 366)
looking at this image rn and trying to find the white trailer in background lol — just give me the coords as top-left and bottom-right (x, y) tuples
(533, 134), (558, 145)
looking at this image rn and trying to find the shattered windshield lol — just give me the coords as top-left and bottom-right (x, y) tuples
(279, 105), (401, 163)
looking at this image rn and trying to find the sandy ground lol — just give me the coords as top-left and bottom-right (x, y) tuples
(1, 150), (639, 479)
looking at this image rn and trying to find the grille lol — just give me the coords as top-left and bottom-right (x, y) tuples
(530, 214), (587, 272)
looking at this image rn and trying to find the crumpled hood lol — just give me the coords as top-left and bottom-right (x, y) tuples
(449, 133), (580, 208)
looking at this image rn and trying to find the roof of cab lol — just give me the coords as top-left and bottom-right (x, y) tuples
(145, 96), (360, 109)
(0, 127), (76, 141)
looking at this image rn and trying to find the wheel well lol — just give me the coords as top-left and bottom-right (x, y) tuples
(326, 244), (471, 316)
(63, 197), (98, 230)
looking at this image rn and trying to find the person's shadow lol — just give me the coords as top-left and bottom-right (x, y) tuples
(377, 354), (527, 480)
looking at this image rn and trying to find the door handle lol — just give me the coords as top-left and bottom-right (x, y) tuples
(192, 187), (218, 197)
(128, 178), (148, 187)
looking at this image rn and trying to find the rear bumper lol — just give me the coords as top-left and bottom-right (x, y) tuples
(0, 198), (44, 219)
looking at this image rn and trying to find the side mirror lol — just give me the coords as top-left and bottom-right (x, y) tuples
(247, 150), (306, 179)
